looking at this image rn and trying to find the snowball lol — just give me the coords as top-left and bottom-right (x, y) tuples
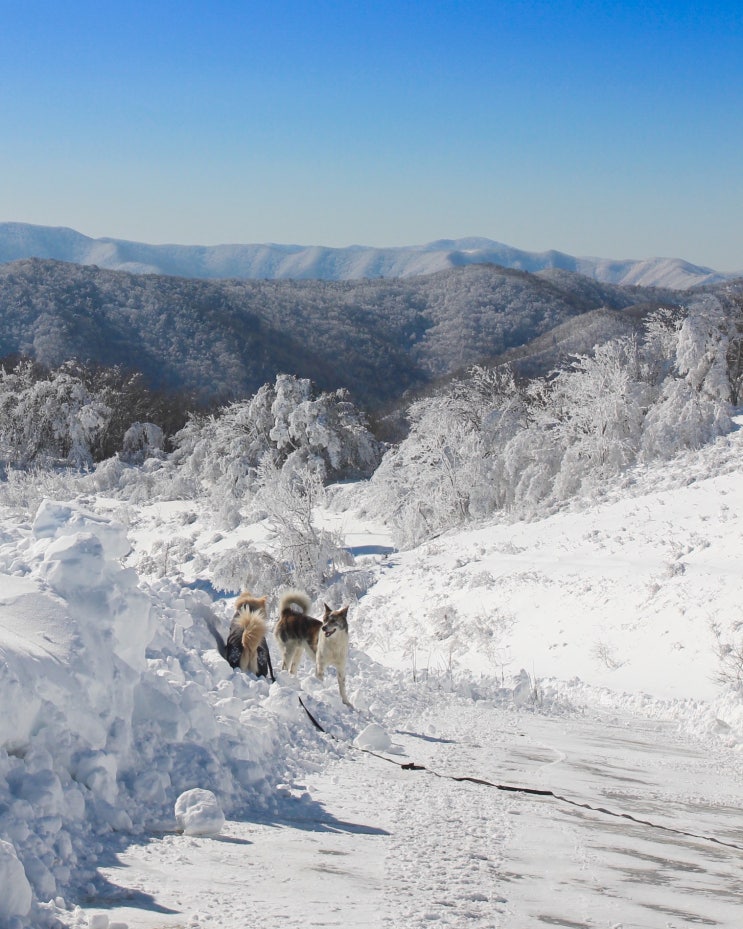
(0, 839), (32, 919)
(174, 789), (225, 836)
(353, 723), (392, 752)
(88, 914), (109, 929)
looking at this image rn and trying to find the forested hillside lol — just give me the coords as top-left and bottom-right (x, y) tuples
(0, 259), (684, 407)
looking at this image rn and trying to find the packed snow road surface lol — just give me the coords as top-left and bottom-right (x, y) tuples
(79, 701), (743, 929)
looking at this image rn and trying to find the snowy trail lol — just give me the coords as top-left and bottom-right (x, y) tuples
(77, 701), (743, 929)
(80, 749), (391, 928)
(398, 706), (743, 927)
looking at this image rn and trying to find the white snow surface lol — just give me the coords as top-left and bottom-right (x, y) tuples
(0, 424), (742, 926)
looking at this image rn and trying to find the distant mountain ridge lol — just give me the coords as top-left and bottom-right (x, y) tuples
(0, 222), (733, 290)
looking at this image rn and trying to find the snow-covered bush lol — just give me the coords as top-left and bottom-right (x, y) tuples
(253, 456), (353, 593)
(368, 366), (521, 546)
(0, 361), (111, 469)
(168, 374), (382, 525)
(549, 337), (651, 498)
(640, 297), (733, 460)
(121, 421), (165, 462)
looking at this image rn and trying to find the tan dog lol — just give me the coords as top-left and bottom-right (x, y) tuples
(205, 592), (271, 677)
(275, 590), (352, 706)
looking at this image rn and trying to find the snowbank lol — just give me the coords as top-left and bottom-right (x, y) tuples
(0, 500), (362, 926)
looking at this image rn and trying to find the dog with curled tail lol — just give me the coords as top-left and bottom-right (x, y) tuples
(275, 590), (352, 706)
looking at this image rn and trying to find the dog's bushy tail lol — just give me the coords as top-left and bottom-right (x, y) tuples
(279, 589), (312, 615)
(237, 610), (268, 653)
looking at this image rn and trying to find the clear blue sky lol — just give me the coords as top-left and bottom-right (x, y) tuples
(2, 0), (742, 269)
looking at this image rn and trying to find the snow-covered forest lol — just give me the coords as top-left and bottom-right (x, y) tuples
(0, 259), (685, 406)
(2, 289), (741, 551)
(1, 276), (743, 927)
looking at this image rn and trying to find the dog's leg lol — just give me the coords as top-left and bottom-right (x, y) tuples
(337, 669), (352, 707)
(302, 641), (317, 673)
(288, 645), (303, 674)
(315, 639), (328, 680)
(280, 642), (298, 672)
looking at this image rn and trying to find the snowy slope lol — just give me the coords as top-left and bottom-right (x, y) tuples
(348, 435), (743, 703)
(0, 222), (734, 288)
(0, 421), (742, 925)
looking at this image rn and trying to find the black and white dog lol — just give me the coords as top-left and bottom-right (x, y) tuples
(205, 592), (272, 678)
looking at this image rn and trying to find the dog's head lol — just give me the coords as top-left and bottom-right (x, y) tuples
(321, 604), (349, 638)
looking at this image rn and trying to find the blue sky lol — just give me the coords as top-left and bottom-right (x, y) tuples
(1, 0), (742, 268)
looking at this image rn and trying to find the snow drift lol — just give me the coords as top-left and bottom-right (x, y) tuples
(0, 499), (361, 925)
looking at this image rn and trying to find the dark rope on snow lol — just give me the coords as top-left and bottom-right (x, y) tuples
(296, 696), (743, 854)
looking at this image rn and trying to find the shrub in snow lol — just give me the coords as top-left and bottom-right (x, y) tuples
(512, 669), (541, 706)
(253, 456), (353, 592)
(174, 788), (225, 836)
(368, 365), (522, 546)
(121, 421), (165, 462)
(209, 543), (290, 597)
(641, 298), (733, 461)
(0, 839), (32, 919)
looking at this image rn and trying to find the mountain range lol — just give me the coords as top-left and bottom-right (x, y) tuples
(0, 222), (734, 290)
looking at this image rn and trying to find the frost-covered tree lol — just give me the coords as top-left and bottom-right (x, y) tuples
(548, 338), (651, 498)
(724, 293), (743, 405)
(268, 374), (382, 477)
(641, 297), (733, 460)
(167, 373), (382, 525)
(368, 366), (523, 546)
(252, 455), (352, 592)
(0, 361), (111, 468)
(121, 422), (165, 462)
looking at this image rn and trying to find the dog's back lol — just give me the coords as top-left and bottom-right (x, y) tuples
(274, 590), (322, 671)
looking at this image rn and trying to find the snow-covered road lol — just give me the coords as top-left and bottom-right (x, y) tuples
(78, 700), (743, 929)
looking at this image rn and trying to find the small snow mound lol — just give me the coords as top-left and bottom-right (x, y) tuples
(174, 788), (225, 836)
(354, 723), (392, 751)
(0, 839), (32, 919)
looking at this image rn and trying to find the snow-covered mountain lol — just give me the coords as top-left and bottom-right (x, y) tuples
(0, 222), (734, 288)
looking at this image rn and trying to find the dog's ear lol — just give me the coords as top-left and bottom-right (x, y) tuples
(323, 603), (332, 615)
(336, 606), (349, 619)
